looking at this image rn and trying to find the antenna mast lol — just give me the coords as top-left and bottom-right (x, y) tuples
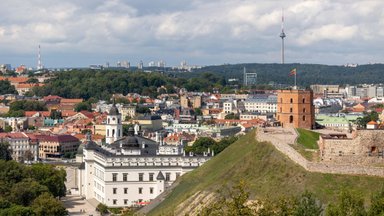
(280, 9), (286, 64)
(37, 45), (42, 70)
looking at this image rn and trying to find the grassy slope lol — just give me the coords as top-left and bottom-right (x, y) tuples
(296, 128), (320, 149)
(150, 130), (384, 215)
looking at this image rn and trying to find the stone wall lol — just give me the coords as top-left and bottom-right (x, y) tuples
(319, 130), (384, 165)
(257, 128), (384, 177)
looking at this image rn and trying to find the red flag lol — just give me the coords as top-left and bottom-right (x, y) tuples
(289, 68), (296, 76)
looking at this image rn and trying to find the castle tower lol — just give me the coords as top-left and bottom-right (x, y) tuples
(105, 101), (123, 144)
(276, 89), (314, 129)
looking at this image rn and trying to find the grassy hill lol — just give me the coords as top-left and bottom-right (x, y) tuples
(149, 130), (384, 215)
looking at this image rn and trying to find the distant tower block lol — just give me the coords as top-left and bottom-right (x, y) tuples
(243, 67), (257, 86)
(280, 10), (286, 64)
(276, 89), (315, 129)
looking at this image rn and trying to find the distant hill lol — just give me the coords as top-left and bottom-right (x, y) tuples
(174, 63), (384, 86)
(149, 130), (384, 215)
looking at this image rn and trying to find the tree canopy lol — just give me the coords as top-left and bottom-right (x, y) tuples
(0, 160), (67, 216)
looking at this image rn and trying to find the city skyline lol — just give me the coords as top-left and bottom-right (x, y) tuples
(0, 0), (383, 68)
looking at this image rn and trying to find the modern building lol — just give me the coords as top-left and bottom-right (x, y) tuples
(37, 134), (80, 159)
(276, 89), (315, 129)
(243, 94), (277, 113)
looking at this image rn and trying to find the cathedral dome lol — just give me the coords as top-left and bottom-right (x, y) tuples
(122, 127), (139, 148)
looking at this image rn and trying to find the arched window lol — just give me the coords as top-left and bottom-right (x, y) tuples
(289, 115), (293, 123)
(303, 108), (306, 113)
(303, 116), (306, 121)
(290, 98), (293, 103)
(302, 98), (305, 103)
(112, 129), (115, 137)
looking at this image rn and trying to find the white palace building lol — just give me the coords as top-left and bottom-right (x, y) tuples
(76, 103), (212, 207)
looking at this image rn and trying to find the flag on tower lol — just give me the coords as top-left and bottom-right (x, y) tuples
(289, 68), (296, 76)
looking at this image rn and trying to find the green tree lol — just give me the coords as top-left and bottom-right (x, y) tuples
(0, 80), (17, 95)
(356, 111), (379, 129)
(0, 205), (34, 216)
(26, 78), (39, 84)
(200, 180), (255, 216)
(194, 108), (203, 116)
(0, 142), (12, 161)
(29, 164), (67, 198)
(96, 203), (109, 215)
(74, 101), (92, 112)
(9, 179), (49, 206)
(326, 190), (366, 216)
(294, 191), (323, 216)
(136, 106), (151, 114)
(4, 125), (13, 133)
(225, 113), (239, 120)
(50, 110), (62, 119)
(31, 192), (68, 216)
(185, 137), (216, 154)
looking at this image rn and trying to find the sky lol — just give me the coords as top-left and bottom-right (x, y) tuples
(0, 0), (383, 68)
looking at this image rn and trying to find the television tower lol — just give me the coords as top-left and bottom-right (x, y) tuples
(279, 9), (286, 64)
(37, 45), (43, 70)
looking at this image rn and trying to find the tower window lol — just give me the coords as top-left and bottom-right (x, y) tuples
(290, 98), (293, 103)
(303, 108), (306, 113)
(303, 98), (305, 103)
(290, 108), (293, 113)
(289, 115), (293, 123)
(303, 116), (306, 121)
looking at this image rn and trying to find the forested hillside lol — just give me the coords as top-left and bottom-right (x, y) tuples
(176, 63), (384, 86)
(25, 63), (384, 100)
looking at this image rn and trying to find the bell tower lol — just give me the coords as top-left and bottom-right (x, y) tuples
(105, 101), (123, 144)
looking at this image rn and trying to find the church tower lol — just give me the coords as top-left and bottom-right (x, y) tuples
(276, 89), (314, 129)
(106, 101), (123, 144)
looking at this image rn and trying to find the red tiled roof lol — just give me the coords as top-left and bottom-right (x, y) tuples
(60, 98), (83, 103)
(25, 111), (51, 117)
(36, 134), (80, 143)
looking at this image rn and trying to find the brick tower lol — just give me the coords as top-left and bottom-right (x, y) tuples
(276, 89), (314, 129)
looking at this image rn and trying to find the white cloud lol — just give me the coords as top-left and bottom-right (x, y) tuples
(0, 0), (382, 67)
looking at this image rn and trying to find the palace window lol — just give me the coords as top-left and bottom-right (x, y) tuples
(150, 187), (154, 194)
(165, 173), (171, 181)
(123, 173), (128, 181)
(139, 173), (144, 181)
(124, 188), (128, 194)
(112, 173), (117, 182)
(113, 199), (117, 205)
(113, 188), (117, 194)
(139, 187), (143, 194)
(149, 173), (154, 181)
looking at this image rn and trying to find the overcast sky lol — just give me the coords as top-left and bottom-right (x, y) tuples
(0, 0), (383, 68)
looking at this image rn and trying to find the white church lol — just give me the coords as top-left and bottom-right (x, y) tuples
(76, 103), (212, 207)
